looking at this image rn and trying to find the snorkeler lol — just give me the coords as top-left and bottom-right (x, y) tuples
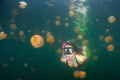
(61, 40), (87, 68)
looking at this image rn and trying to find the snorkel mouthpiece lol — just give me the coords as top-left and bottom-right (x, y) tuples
(67, 56), (70, 61)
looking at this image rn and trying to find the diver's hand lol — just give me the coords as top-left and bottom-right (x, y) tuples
(61, 57), (66, 63)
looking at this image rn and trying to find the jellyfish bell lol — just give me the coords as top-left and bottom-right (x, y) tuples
(19, 31), (24, 36)
(65, 23), (69, 27)
(46, 35), (54, 44)
(78, 35), (83, 40)
(19, 1), (27, 8)
(108, 16), (116, 23)
(69, 11), (74, 17)
(74, 27), (79, 33)
(107, 44), (114, 52)
(73, 70), (80, 78)
(79, 71), (86, 79)
(30, 35), (44, 48)
(105, 36), (113, 43)
(0, 31), (7, 40)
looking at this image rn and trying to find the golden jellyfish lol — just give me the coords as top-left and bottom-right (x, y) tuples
(69, 6), (73, 10)
(19, 1), (27, 8)
(106, 29), (109, 32)
(46, 35), (54, 44)
(24, 63), (28, 67)
(107, 44), (114, 52)
(99, 35), (104, 41)
(105, 36), (113, 43)
(81, 32), (85, 35)
(31, 68), (35, 72)
(57, 49), (62, 54)
(56, 16), (61, 19)
(11, 8), (18, 17)
(42, 30), (45, 33)
(94, 55), (98, 60)
(74, 27), (79, 33)
(78, 35), (83, 40)
(79, 71), (86, 79)
(10, 24), (17, 30)
(108, 16), (116, 23)
(73, 70), (80, 78)
(17, 78), (21, 80)
(55, 20), (61, 26)
(19, 31), (24, 36)
(10, 31), (15, 35)
(69, 11), (74, 17)
(65, 18), (68, 21)
(65, 23), (69, 27)
(71, 39), (75, 43)
(30, 35), (44, 48)
(3, 63), (8, 68)
(9, 57), (14, 61)
(0, 31), (7, 40)
(82, 39), (89, 46)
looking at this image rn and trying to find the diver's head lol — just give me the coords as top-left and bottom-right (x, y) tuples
(62, 41), (76, 61)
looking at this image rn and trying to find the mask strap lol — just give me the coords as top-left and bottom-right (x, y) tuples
(62, 43), (66, 48)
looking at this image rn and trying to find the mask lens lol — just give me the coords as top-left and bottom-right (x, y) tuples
(63, 47), (74, 55)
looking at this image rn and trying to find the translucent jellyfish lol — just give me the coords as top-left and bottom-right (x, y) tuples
(45, 2), (54, 7)
(57, 49), (62, 54)
(78, 35), (83, 40)
(55, 20), (61, 26)
(10, 31), (14, 36)
(94, 55), (98, 60)
(24, 63), (28, 67)
(3, 63), (8, 68)
(73, 70), (80, 78)
(17, 78), (21, 80)
(105, 36), (113, 43)
(65, 23), (69, 27)
(56, 16), (60, 19)
(19, 1), (27, 8)
(10, 24), (17, 30)
(74, 27), (79, 33)
(69, 11), (74, 17)
(106, 29), (109, 32)
(19, 31), (24, 36)
(108, 16), (116, 23)
(46, 35), (54, 44)
(107, 44), (114, 52)
(69, 6), (73, 10)
(42, 30), (45, 34)
(65, 18), (68, 21)
(71, 39), (75, 43)
(79, 71), (86, 79)
(30, 35), (44, 48)
(9, 57), (14, 61)
(11, 8), (18, 17)
(31, 68), (35, 72)
(99, 35), (104, 41)
(82, 39), (89, 46)
(0, 31), (7, 40)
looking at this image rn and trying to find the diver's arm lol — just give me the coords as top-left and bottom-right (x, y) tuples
(61, 56), (66, 63)
(82, 46), (87, 57)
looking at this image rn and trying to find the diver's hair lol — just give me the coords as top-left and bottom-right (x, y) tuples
(65, 42), (82, 53)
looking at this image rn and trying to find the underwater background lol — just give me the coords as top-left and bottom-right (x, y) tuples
(0, 0), (120, 80)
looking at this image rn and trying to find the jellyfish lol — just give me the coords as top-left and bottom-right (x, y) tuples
(65, 18), (68, 21)
(82, 39), (88, 46)
(19, 1), (27, 8)
(3, 63), (8, 68)
(10, 31), (15, 36)
(10, 24), (17, 30)
(73, 70), (80, 78)
(94, 55), (98, 60)
(99, 35), (104, 41)
(65, 23), (69, 27)
(46, 35), (54, 44)
(74, 27), (79, 33)
(55, 20), (61, 26)
(56, 16), (60, 19)
(57, 49), (62, 54)
(31, 68), (35, 72)
(69, 11), (74, 17)
(107, 44), (114, 52)
(78, 35), (83, 40)
(106, 29), (109, 32)
(79, 71), (86, 79)
(30, 35), (44, 48)
(0, 31), (7, 40)
(9, 57), (14, 61)
(108, 16), (116, 23)
(24, 63), (28, 67)
(71, 39), (75, 43)
(69, 6), (73, 10)
(42, 30), (45, 33)
(105, 36), (113, 43)
(19, 31), (24, 36)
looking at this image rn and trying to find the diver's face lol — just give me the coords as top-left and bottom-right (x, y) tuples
(64, 45), (75, 57)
